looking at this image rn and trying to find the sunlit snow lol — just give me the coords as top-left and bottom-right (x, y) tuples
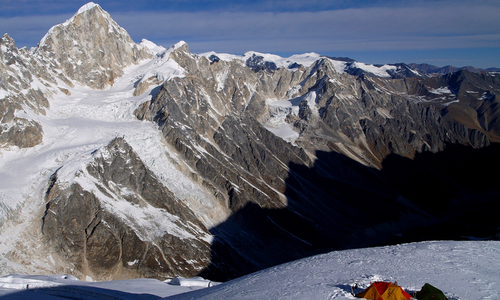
(264, 91), (319, 144)
(350, 62), (397, 78)
(199, 50), (323, 69)
(0, 241), (498, 299)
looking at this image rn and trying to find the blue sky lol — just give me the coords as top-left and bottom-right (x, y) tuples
(1, 0), (499, 68)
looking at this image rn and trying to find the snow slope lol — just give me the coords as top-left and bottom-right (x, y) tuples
(264, 92), (319, 144)
(0, 241), (498, 299)
(170, 240), (500, 300)
(0, 274), (212, 299)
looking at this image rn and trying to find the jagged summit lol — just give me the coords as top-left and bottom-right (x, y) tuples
(74, 2), (100, 15)
(34, 2), (152, 89)
(61, 2), (101, 28)
(37, 2), (107, 50)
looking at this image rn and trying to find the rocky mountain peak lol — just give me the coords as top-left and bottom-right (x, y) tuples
(33, 2), (152, 89)
(1, 34), (17, 52)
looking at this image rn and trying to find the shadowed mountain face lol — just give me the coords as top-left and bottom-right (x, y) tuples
(200, 143), (500, 281)
(2, 3), (500, 282)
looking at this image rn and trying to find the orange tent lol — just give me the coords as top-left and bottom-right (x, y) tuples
(355, 282), (412, 300)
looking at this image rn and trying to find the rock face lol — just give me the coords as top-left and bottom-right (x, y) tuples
(135, 44), (500, 280)
(0, 34), (48, 148)
(42, 138), (213, 280)
(34, 2), (152, 89)
(2, 2), (500, 283)
(0, 3), (152, 149)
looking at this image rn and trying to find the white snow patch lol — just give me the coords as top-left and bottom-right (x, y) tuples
(127, 259), (139, 266)
(287, 52), (323, 68)
(265, 123), (300, 144)
(429, 87), (452, 94)
(350, 62), (397, 78)
(263, 91), (317, 144)
(139, 39), (166, 55)
(329, 60), (348, 74)
(199, 51), (322, 69)
(168, 277), (220, 288)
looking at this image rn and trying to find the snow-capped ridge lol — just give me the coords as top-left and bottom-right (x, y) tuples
(140, 39), (166, 55)
(347, 61), (397, 78)
(199, 49), (428, 78)
(200, 50), (323, 70)
(171, 40), (188, 50)
(76, 2), (99, 14)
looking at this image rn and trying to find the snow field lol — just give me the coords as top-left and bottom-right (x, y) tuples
(169, 240), (500, 300)
(1, 241), (498, 299)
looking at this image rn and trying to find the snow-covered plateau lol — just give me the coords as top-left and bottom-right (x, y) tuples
(0, 241), (498, 299)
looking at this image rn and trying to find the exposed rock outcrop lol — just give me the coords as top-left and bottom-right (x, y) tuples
(0, 34), (49, 148)
(34, 3), (152, 90)
(136, 41), (500, 280)
(42, 138), (213, 280)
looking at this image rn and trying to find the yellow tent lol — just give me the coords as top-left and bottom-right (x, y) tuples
(355, 282), (412, 300)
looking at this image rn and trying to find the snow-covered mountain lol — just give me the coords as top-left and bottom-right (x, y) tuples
(1, 1), (500, 285)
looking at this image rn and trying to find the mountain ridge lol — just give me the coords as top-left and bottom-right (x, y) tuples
(1, 2), (499, 282)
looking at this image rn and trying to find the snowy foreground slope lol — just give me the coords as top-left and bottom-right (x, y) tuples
(0, 241), (499, 299)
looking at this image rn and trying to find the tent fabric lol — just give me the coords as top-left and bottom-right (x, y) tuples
(416, 283), (448, 300)
(355, 281), (412, 300)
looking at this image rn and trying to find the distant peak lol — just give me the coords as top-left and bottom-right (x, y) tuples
(36, 2), (116, 50)
(166, 41), (189, 53)
(173, 41), (187, 49)
(140, 39), (166, 55)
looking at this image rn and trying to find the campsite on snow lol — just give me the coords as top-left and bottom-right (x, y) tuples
(1, 240), (499, 299)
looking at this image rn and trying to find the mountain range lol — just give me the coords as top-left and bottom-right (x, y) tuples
(1, 2), (499, 283)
